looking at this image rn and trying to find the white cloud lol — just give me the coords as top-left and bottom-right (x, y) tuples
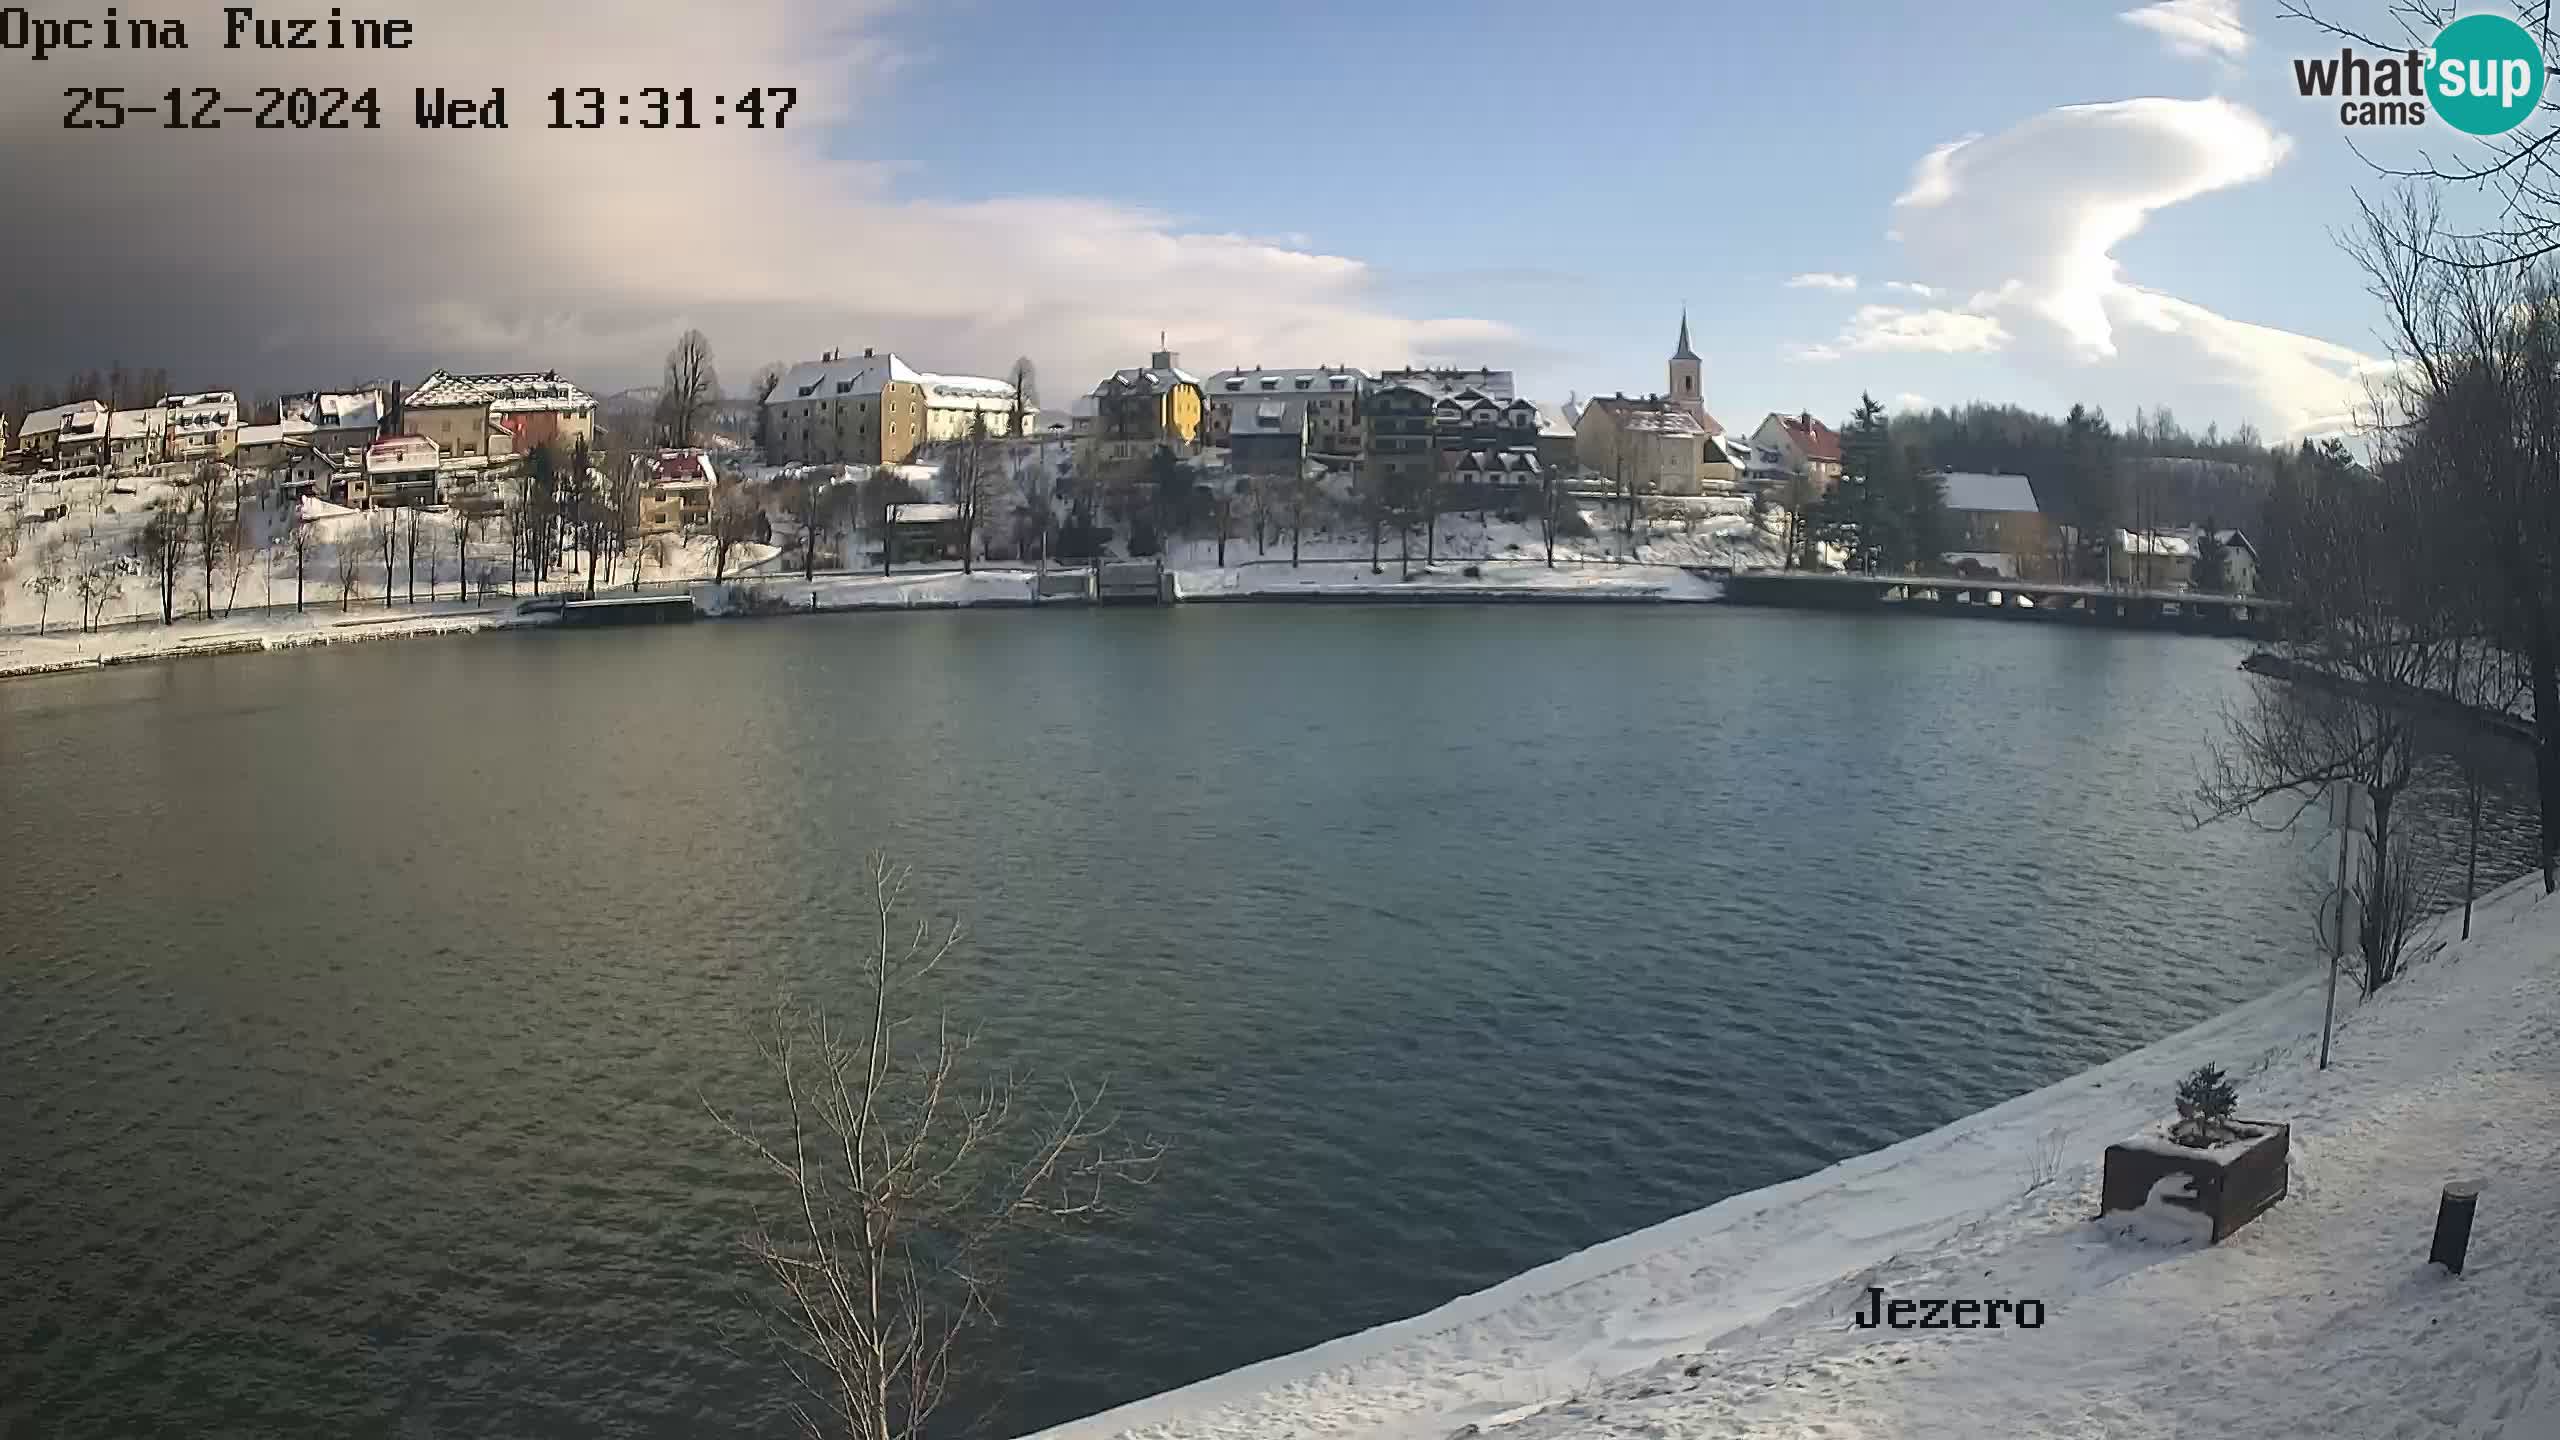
(1892, 392), (1934, 413)
(2121, 0), (2250, 60)
(1786, 272), (1861, 292)
(1884, 281), (1941, 298)
(1807, 305), (2011, 357)
(0, 1), (1507, 395)
(1868, 96), (2362, 438)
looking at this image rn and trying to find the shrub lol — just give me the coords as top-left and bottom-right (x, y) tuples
(2171, 1064), (2240, 1146)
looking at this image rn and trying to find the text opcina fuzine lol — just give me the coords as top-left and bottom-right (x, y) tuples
(1, 7), (417, 63)
(1850, 1286), (2045, 1330)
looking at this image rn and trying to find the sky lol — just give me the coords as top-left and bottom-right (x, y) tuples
(0, 0), (2499, 439)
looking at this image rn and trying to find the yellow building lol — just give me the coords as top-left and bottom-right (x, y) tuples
(763, 349), (1028, 466)
(1077, 347), (1205, 448)
(401, 370), (594, 460)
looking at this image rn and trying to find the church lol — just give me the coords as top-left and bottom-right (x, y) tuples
(1569, 311), (1739, 495)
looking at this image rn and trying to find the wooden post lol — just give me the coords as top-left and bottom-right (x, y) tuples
(2430, 1183), (2479, 1275)
(2320, 792), (2353, 1071)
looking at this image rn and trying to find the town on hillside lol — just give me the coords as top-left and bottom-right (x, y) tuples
(0, 313), (2311, 644)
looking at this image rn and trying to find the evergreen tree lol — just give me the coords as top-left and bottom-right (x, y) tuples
(1899, 442), (1949, 573)
(2191, 516), (2229, 592)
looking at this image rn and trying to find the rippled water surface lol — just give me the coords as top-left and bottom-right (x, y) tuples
(0, 607), (2533, 1438)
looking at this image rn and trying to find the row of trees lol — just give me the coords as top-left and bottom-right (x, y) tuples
(2197, 189), (2560, 1001)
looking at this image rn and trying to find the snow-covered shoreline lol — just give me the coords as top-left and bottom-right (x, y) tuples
(0, 563), (1727, 681)
(1030, 871), (2560, 1440)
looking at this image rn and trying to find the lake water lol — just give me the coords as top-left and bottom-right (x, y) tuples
(0, 607), (2535, 1438)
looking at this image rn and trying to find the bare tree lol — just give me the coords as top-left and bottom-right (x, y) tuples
(2349, 189), (2560, 890)
(142, 493), (186, 625)
(287, 511), (313, 611)
(663, 329), (722, 452)
(334, 542), (364, 612)
(25, 543), (63, 635)
(948, 414), (997, 575)
(751, 363), (786, 458)
(705, 856), (1159, 1440)
(711, 485), (762, 582)
(371, 507), (397, 608)
(2193, 470), (2450, 993)
(193, 462), (225, 618)
(1006, 356), (1038, 439)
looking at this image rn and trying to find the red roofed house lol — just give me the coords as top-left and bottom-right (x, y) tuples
(1751, 411), (1844, 493)
(637, 451), (718, 535)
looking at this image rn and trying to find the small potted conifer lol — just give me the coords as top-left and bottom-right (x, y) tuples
(2100, 1064), (2290, 1243)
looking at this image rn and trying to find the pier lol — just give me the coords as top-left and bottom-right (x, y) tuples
(1719, 571), (2283, 638)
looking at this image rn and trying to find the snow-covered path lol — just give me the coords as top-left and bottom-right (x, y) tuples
(1035, 875), (2560, 1440)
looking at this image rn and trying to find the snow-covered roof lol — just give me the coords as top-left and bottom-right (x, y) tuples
(1207, 367), (1369, 396)
(160, 392), (239, 433)
(1449, 449), (1541, 473)
(406, 370), (594, 414)
(236, 420), (318, 449)
(1375, 368), (1518, 403)
(367, 435), (441, 474)
(2116, 529), (2194, 557)
(282, 389), (386, 431)
(1939, 470), (2039, 514)
(1535, 403), (1577, 439)
(1584, 395), (1710, 439)
(887, 501), (961, 524)
(22, 401), (105, 439)
(774, 351), (917, 403)
(108, 408), (166, 442)
(1097, 365), (1202, 396)
(645, 451), (717, 489)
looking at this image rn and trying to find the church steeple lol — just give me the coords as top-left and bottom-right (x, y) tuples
(1668, 306), (1704, 420)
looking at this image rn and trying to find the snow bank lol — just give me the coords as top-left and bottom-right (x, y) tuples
(1033, 873), (2560, 1440)
(692, 568), (1038, 616)
(0, 599), (551, 679)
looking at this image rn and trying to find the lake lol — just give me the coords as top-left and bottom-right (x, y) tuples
(0, 606), (2534, 1438)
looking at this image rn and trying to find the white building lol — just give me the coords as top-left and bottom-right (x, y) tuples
(161, 392), (240, 463)
(17, 400), (106, 461)
(764, 349), (1028, 466)
(1202, 367), (1368, 455)
(107, 407), (168, 469)
(359, 434), (441, 509)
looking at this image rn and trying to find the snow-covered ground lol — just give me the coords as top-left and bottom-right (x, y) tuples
(0, 597), (550, 678)
(1034, 873), (2560, 1440)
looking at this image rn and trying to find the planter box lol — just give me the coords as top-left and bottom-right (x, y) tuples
(2100, 1120), (2290, 1243)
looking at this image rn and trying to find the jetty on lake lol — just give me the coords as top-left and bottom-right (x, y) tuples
(1719, 570), (2284, 638)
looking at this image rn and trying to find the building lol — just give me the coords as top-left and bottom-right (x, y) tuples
(1220, 395), (1312, 478)
(637, 451), (718, 534)
(276, 444), (349, 506)
(161, 392), (239, 464)
(764, 349), (1029, 467)
(883, 501), (964, 564)
(107, 407), (168, 469)
(402, 370), (594, 460)
(1362, 368), (1543, 502)
(1669, 309), (1707, 424)
(1576, 394), (1727, 496)
(18, 401), (107, 463)
(2110, 529), (2195, 589)
(1534, 402), (1579, 476)
(1752, 411), (1844, 492)
(1202, 367), (1367, 456)
(1081, 346), (1205, 448)
(281, 389), (386, 457)
(2208, 530), (2260, 596)
(358, 434), (442, 509)
(1937, 470), (2050, 577)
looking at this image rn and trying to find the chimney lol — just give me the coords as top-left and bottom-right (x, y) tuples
(1151, 348), (1179, 372)
(863, 347), (875, 358)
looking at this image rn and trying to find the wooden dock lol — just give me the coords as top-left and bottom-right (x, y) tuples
(555, 594), (697, 627)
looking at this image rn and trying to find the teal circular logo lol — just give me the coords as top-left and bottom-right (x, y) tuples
(2428, 14), (2547, 135)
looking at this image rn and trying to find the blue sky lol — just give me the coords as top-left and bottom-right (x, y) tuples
(821, 0), (2414, 438)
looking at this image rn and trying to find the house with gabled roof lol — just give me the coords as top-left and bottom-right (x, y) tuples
(1752, 411), (1845, 492)
(403, 370), (594, 459)
(1203, 367), (1367, 457)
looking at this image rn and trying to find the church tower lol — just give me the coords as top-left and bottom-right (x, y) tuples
(1668, 308), (1704, 421)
